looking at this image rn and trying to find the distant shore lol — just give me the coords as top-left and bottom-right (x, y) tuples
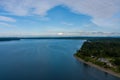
(0, 38), (21, 41)
(74, 55), (120, 78)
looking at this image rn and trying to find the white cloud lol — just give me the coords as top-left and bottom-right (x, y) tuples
(0, 16), (16, 22)
(62, 0), (120, 18)
(31, 0), (59, 16)
(0, 0), (120, 28)
(60, 0), (120, 27)
(0, 22), (10, 26)
(0, 22), (15, 27)
(0, 0), (59, 16)
(0, 0), (32, 16)
(92, 17), (120, 27)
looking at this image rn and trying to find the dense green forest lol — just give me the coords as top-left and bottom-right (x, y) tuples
(75, 38), (120, 73)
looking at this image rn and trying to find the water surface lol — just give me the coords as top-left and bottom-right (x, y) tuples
(0, 39), (119, 80)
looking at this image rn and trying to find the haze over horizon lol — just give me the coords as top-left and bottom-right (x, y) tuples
(0, 0), (120, 37)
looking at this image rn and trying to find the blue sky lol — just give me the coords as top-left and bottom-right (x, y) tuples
(0, 0), (120, 37)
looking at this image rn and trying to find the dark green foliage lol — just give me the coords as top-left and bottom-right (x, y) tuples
(75, 38), (120, 73)
(113, 58), (120, 66)
(77, 41), (120, 58)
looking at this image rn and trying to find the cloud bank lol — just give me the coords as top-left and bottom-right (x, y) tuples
(0, 16), (16, 22)
(0, 0), (120, 31)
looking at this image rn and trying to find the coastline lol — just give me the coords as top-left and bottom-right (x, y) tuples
(74, 55), (120, 78)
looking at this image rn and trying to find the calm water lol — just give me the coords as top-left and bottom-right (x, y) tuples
(0, 39), (119, 80)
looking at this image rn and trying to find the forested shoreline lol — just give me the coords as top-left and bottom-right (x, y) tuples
(75, 38), (120, 75)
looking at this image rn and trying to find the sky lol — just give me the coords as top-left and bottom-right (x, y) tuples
(0, 0), (120, 37)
